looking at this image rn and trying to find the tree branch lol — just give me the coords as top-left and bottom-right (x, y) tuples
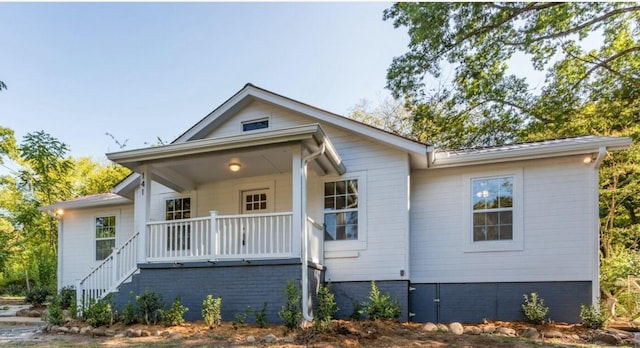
(568, 46), (640, 89)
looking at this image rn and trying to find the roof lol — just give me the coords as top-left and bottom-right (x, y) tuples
(38, 193), (132, 212)
(431, 136), (633, 168)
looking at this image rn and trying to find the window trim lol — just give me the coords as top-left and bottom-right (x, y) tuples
(93, 213), (118, 261)
(241, 116), (270, 132)
(164, 195), (193, 251)
(463, 168), (523, 253)
(322, 171), (367, 252)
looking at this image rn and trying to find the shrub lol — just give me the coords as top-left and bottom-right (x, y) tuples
(59, 286), (76, 310)
(233, 306), (251, 330)
(2, 283), (25, 296)
(314, 283), (338, 331)
(25, 287), (52, 307)
(255, 302), (268, 328)
(161, 296), (188, 327)
(580, 304), (608, 329)
(83, 294), (116, 327)
(122, 292), (138, 325)
(522, 292), (549, 324)
(137, 290), (163, 325)
(43, 294), (64, 326)
(360, 281), (401, 320)
(202, 295), (222, 328)
(278, 279), (302, 331)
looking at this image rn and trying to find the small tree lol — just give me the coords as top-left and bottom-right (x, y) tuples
(278, 279), (302, 331)
(522, 292), (549, 324)
(161, 296), (188, 327)
(202, 295), (222, 328)
(314, 283), (338, 331)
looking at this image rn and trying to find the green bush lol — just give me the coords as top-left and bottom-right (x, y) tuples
(2, 283), (26, 296)
(278, 280), (302, 331)
(580, 304), (608, 329)
(202, 295), (222, 328)
(83, 295), (116, 327)
(59, 286), (76, 310)
(360, 281), (401, 320)
(314, 283), (338, 331)
(233, 306), (251, 330)
(25, 287), (52, 307)
(161, 296), (188, 327)
(255, 302), (268, 328)
(137, 290), (163, 325)
(43, 294), (64, 326)
(121, 292), (138, 325)
(521, 292), (549, 324)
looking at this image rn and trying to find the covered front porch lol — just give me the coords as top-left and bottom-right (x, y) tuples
(77, 124), (344, 307)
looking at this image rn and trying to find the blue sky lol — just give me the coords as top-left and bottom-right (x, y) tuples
(0, 2), (408, 161)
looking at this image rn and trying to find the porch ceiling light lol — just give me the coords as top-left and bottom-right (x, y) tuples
(228, 163), (241, 172)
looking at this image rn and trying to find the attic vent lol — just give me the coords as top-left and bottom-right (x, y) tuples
(242, 118), (269, 132)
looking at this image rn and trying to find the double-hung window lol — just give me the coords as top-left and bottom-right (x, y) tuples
(472, 177), (513, 241)
(95, 216), (116, 260)
(465, 169), (523, 252)
(324, 179), (359, 241)
(166, 197), (191, 250)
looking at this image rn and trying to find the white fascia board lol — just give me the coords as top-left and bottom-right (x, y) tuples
(431, 137), (632, 168)
(107, 124), (323, 165)
(39, 194), (131, 212)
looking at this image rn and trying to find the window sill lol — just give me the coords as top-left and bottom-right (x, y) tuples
(464, 240), (524, 253)
(325, 250), (360, 259)
(324, 240), (366, 252)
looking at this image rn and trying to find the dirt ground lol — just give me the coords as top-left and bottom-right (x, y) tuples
(0, 319), (609, 348)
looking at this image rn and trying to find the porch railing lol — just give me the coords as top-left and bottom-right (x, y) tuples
(76, 231), (139, 309)
(146, 212), (293, 262)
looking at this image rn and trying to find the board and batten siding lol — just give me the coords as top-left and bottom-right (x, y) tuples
(409, 155), (598, 284)
(60, 205), (134, 288)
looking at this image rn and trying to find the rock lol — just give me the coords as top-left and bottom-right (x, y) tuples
(57, 326), (70, 333)
(262, 334), (277, 343)
(152, 330), (161, 336)
(104, 329), (115, 337)
(160, 331), (171, 337)
(169, 333), (182, 339)
(50, 325), (60, 333)
(543, 330), (563, 338)
(463, 326), (481, 335)
(80, 326), (92, 335)
(69, 327), (80, 334)
(449, 322), (464, 335)
(423, 322), (437, 332)
(246, 336), (256, 343)
(141, 330), (151, 337)
(193, 333), (204, 339)
(593, 332), (622, 345)
(497, 327), (516, 336)
(436, 323), (449, 332)
(283, 336), (295, 343)
(127, 329), (142, 337)
(521, 328), (540, 339)
(606, 328), (633, 339)
(483, 325), (496, 334)
(93, 328), (106, 337)
(114, 333), (125, 338)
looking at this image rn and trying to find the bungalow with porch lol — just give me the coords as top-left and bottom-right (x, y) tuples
(40, 83), (631, 323)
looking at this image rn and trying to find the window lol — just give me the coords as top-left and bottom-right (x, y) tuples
(464, 169), (523, 252)
(166, 197), (191, 250)
(472, 177), (513, 241)
(242, 190), (268, 213)
(95, 216), (116, 260)
(242, 118), (269, 132)
(324, 179), (358, 241)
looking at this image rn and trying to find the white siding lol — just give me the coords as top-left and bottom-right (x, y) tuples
(205, 100), (312, 138)
(60, 205), (134, 288)
(410, 155), (598, 283)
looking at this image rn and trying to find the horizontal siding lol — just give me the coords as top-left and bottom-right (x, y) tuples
(410, 156), (597, 283)
(61, 205), (134, 288)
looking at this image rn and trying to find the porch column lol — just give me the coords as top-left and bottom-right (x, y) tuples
(137, 165), (152, 264)
(209, 210), (218, 260)
(291, 144), (302, 258)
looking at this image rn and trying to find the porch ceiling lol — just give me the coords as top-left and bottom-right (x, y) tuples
(107, 124), (345, 192)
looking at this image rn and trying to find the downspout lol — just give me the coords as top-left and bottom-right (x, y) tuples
(301, 142), (326, 323)
(426, 145), (435, 168)
(591, 146), (607, 308)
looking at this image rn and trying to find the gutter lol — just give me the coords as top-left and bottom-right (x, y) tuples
(300, 142), (326, 323)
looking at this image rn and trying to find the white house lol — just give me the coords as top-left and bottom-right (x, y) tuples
(41, 84), (631, 323)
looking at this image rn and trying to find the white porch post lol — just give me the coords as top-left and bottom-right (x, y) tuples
(291, 144), (302, 258)
(209, 210), (218, 260)
(137, 165), (151, 264)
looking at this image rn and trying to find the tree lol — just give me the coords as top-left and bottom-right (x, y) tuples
(383, 2), (640, 148)
(347, 96), (414, 139)
(0, 81), (6, 91)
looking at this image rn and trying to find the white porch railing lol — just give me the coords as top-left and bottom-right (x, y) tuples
(146, 212), (294, 262)
(307, 216), (324, 264)
(76, 231), (139, 309)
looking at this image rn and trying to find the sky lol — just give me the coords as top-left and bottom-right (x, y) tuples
(0, 2), (409, 163)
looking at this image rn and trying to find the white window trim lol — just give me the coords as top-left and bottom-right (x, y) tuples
(93, 211), (120, 262)
(164, 195), (194, 221)
(241, 116), (271, 133)
(463, 168), (523, 253)
(234, 180), (276, 214)
(322, 171), (367, 252)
